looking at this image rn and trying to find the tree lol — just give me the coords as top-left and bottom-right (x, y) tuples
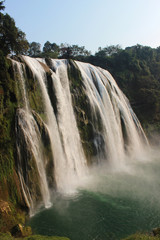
(0, 13), (29, 55)
(0, 1), (5, 11)
(59, 43), (73, 59)
(28, 42), (41, 56)
(59, 43), (91, 59)
(42, 41), (59, 58)
(96, 45), (122, 57)
(0, 1), (29, 55)
(43, 41), (52, 53)
(51, 43), (59, 54)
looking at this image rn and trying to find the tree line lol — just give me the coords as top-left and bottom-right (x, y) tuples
(28, 41), (91, 59)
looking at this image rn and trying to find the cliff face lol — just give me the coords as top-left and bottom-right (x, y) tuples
(0, 54), (55, 231)
(0, 53), (27, 232)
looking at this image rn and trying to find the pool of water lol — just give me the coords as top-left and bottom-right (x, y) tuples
(28, 149), (160, 240)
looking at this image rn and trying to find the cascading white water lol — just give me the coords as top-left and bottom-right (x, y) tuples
(75, 61), (148, 165)
(12, 56), (148, 212)
(12, 60), (51, 212)
(22, 56), (87, 193)
(49, 60), (87, 177)
(100, 67), (148, 145)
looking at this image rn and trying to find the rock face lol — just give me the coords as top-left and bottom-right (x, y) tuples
(0, 55), (28, 232)
(0, 200), (11, 215)
(11, 224), (32, 238)
(153, 227), (160, 236)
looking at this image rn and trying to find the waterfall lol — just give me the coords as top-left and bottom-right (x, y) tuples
(22, 56), (87, 194)
(76, 61), (148, 165)
(11, 56), (148, 212)
(12, 60), (51, 213)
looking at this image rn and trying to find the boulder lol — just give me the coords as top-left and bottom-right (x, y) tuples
(11, 224), (32, 238)
(152, 227), (160, 236)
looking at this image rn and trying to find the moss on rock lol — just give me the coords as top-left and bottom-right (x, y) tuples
(32, 111), (55, 189)
(0, 232), (70, 240)
(0, 53), (25, 216)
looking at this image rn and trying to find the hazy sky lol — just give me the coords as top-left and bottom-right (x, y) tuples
(4, 0), (160, 54)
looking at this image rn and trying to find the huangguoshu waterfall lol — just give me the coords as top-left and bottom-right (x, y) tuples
(10, 56), (148, 215)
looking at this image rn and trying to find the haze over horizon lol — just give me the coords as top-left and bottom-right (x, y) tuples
(4, 0), (160, 54)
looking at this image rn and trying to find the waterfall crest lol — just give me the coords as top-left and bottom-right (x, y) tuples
(10, 56), (148, 212)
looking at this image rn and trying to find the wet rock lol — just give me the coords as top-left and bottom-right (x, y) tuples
(152, 227), (160, 236)
(11, 223), (32, 237)
(11, 224), (24, 237)
(38, 60), (52, 76)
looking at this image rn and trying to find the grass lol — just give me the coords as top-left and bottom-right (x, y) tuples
(0, 233), (70, 240)
(122, 233), (160, 240)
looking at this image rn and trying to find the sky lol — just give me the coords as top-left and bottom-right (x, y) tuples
(4, 0), (160, 54)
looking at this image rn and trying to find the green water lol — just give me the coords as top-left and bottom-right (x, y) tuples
(28, 152), (160, 240)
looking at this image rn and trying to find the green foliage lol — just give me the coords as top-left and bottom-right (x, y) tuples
(0, 233), (70, 240)
(96, 44), (122, 57)
(23, 64), (46, 120)
(59, 43), (91, 59)
(42, 41), (59, 58)
(0, 232), (13, 240)
(0, 199), (26, 233)
(28, 42), (91, 59)
(28, 42), (41, 57)
(122, 233), (160, 240)
(28, 84), (45, 120)
(0, 12), (29, 55)
(0, 53), (25, 216)
(0, 1), (5, 11)
(0, 54), (17, 182)
(23, 236), (70, 240)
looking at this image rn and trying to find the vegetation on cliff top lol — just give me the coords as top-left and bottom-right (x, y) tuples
(122, 233), (160, 240)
